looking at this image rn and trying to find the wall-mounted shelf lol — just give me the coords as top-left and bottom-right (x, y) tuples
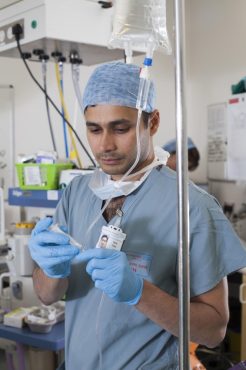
(8, 187), (62, 208)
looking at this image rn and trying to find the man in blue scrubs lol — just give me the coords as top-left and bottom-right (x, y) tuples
(29, 61), (246, 370)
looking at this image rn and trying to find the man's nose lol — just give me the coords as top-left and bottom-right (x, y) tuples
(99, 132), (117, 152)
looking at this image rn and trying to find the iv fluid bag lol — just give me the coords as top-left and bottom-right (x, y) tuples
(108, 0), (172, 55)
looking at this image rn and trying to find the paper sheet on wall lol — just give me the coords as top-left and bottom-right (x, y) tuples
(207, 103), (228, 180)
(227, 98), (246, 180)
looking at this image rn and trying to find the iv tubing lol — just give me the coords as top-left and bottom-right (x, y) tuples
(87, 58), (152, 228)
(86, 108), (142, 236)
(91, 109), (142, 370)
(119, 50), (154, 182)
(174, 0), (190, 369)
(55, 63), (83, 168)
(86, 55), (152, 234)
(85, 55), (153, 370)
(95, 292), (105, 370)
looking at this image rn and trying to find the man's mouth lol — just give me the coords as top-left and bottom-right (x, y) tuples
(100, 157), (122, 165)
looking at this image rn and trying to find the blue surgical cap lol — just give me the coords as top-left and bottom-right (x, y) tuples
(82, 61), (155, 113)
(163, 137), (196, 153)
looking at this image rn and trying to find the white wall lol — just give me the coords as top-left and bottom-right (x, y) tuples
(186, 0), (246, 182)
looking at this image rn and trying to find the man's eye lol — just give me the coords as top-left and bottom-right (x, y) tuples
(89, 128), (101, 133)
(114, 128), (129, 133)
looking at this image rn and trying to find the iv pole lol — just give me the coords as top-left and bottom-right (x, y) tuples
(174, 0), (190, 369)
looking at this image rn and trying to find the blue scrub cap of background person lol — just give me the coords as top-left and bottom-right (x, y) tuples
(163, 137), (196, 153)
(82, 61), (155, 113)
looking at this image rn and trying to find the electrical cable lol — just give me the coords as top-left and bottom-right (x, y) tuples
(41, 57), (58, 153)
(14, 36), (96, 167)
(55, 62), (83, 168)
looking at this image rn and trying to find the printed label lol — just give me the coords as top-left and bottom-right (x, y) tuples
(126, 252), (152, 278)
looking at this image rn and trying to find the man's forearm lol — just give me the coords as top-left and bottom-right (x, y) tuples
(136, 280), (228, 348)
(33, 267), (68, 305)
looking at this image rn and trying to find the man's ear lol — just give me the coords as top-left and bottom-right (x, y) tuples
(149, 109), (160, 136)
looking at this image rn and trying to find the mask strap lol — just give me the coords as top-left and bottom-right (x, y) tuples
(124, 157), (166, 181)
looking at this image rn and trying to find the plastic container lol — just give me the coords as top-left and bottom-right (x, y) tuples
(10, 222), (36, 276)
(25, 317), (56, 333)
(15, 163), (74, 190)
(14, 222), (35, 235)
(25, 307), (57, 333)
(24, 302), (65, 333)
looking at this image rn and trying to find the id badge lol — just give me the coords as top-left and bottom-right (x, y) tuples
(96, 225), (126, 251)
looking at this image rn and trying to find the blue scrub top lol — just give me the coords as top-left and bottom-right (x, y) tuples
(54, 166), (246, 370)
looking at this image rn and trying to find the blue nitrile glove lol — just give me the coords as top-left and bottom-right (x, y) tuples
(81, 248), (144, 305)
(28, 217), (80, 278)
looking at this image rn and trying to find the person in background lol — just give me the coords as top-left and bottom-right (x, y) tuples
(28, 62), (246, 370)
(163, 137), (200, 172)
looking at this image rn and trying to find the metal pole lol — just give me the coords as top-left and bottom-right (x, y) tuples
(173, 0), (190, 369)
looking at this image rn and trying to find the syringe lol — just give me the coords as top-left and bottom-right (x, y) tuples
(49, 223), (85, 252)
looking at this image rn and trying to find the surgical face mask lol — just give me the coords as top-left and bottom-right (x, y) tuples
(89, 146), (169, 200)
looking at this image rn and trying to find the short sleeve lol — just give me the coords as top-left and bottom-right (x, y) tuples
(189, 193), (246, 297)
(53, 181), (72, 227)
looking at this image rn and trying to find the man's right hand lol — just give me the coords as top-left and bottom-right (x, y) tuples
(28, 217), (80, 279)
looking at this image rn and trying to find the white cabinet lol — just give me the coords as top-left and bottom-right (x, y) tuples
(0, 0), (123, 65)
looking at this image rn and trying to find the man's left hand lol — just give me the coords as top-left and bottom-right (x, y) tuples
(80, 248), (143, 305)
